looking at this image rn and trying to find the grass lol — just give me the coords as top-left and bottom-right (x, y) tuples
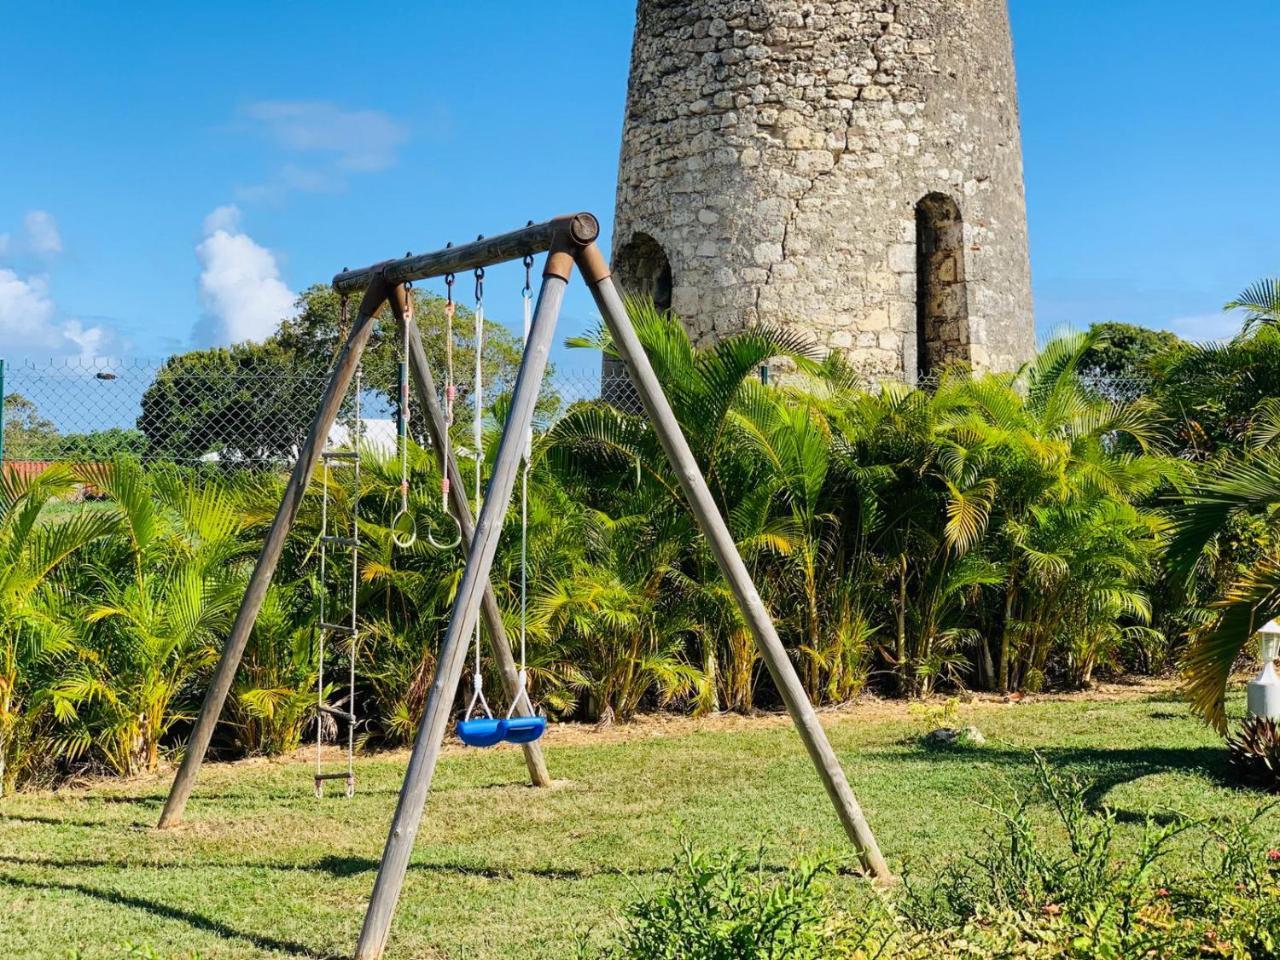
(0, 684), (1269, 959)
(37, 498), (116, 523)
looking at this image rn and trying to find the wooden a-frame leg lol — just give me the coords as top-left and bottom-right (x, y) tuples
(579, 259), (892, 882)
(159, 279), (391, 829)
(386, 284), (551, 787)
(354, 271), (568, 960)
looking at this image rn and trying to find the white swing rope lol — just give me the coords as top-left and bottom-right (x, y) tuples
(391, 284), (418, 549)
(508, 255), (536, 719)
(316, 452), (329, 785)
(315, 305), (361, 796)
(428, 276), (462, 549)
(346, 369), (361, 793)
(464, 265), (493, 723)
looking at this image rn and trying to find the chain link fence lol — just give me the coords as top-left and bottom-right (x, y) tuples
(0, 355), (1151, 468)
(0, 356), (643, 466)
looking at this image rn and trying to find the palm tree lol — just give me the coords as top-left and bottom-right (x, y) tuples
(823, 379), (943, 694)
(535, 557), (702, 724)
(730, 388), (831, 698)
(1150, 322), (1280, 459)
(730, 384), (883, 701)
(1170, 448), (1280, 731)
(935, 333), (1172, 692)
(552, 301), (822, 713)
(231, 580), (321, 755)
(68, 460), (246, 775)
(1226, 278), (1280, 335)
(0, 465), (117, 794)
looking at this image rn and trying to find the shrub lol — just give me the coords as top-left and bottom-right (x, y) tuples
(1227, 716), (1280, 793)
(581, 843), (884, 960)
(900, 754), (1280, 958)
(587, 757), (1280, 959)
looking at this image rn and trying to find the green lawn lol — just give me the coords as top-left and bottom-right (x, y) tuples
(37, 498), (117, 524)
(0, 685), (1268, 959)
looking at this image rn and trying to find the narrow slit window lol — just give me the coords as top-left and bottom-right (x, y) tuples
(915, 194), (970, 379)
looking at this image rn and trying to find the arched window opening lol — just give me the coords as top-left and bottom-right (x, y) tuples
(604, 233), (673, 411)
(613, 232), (673, 312)
(915, 194), (971, 380)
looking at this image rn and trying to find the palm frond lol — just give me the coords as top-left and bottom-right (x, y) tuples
(1226, 277), (1280, 334)
(1182, 554), (1280, 732)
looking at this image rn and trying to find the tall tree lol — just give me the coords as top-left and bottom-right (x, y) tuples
(1079, 322), (1183, 402)
(275, 284), (535, 421)
(2, 394), (60, 460)
(137, 340), (323, 462)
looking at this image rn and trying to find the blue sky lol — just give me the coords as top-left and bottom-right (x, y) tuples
(1, 1), (1276, 370)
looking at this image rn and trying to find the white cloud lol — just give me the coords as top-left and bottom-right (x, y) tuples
(234, 165), (343, 204)
(202, 204), (242, 235)
(194, 208), (297, 345)
(60, 318), (108, 358)
(0, 210), (114, 359)
(1159, 311), (1240, 343)
(23, 210), (62, 255)
(233, 100), (408, 200)
(244, 100), (408, 173)
(0, 269), (55, 332)
(0, 210), (63, 260)
(0, 268), (108, 359)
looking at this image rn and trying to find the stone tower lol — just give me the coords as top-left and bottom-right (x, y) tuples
(610, 0), (1035, 381)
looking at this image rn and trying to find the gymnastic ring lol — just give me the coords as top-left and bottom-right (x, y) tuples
(426, 510), (462, 550)
(390, 509), (418, 549)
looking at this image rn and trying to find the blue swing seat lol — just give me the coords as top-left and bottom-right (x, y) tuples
(503, 715), (547, 743)
(457, 717), (507, 747)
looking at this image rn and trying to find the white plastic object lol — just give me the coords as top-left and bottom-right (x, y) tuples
(1259, 619), (1280, 662)
(1248, 620), (1280, 719)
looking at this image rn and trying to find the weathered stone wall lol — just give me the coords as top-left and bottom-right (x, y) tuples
(611, 0), (1035, 379)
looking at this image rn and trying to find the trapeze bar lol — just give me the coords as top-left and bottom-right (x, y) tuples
(331, 213), (599, 295)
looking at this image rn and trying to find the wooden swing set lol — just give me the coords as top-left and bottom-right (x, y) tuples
(155, 212), (889, 959)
